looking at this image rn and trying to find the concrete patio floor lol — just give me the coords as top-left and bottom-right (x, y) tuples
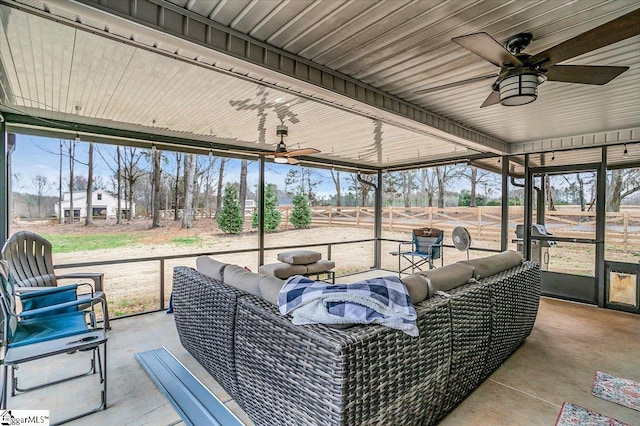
(4, 284), (639, 425)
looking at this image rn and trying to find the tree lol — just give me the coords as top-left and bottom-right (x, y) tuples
(151, 147), (162, 227)
(66, 140), (76, 223)
(182, 153), (196, 229)
(289, 192), (311, 229)
(173, 152), (182, 221)
(239, 159), (249, 214)
(121, 147), (145, 220)
(463, 166), (493, 207)
(435, 165), (462, 208)
(284, 167), (322, 205)
(31, 175), (49, 218)
(85, 142), (94, 225)
(252, 184), (281, 232)
(418, 168), (437, 207)
(607, 168), (640, 212)
(330, 169), (342, 208)
(216, 158), (228, 216)
(217, 185), (244, 234)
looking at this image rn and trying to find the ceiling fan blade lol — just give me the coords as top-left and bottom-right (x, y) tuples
(286, 148), (321, 157)
(414, 73), (498, 94)
(480, 91), (500, 108)
(529, 8), (640, 67)
(546, 65), (629, 85)
(452, 32), (522, 67)
(287, 158), (300, 165)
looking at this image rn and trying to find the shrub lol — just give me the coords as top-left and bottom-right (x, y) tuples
(252, 184), (281, 232)
(217, 185), (244, 234)
(290, 193), (311, 229)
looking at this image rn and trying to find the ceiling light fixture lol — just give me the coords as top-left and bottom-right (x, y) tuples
(274, 157), (288, 164)
(623, 144), (628, 158)
(498, 72), (545, 106)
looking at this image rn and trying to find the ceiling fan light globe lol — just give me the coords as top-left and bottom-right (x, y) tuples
(274, 157), (288, 164)
(499, 74), (539, 106)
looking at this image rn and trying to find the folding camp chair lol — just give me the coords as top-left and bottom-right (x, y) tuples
(390, 227), (444, 277)
(0, 260), (108, 425)
(2, 230), (110, 329)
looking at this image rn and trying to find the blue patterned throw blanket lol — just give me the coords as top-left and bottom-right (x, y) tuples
(278, 275), (418, 337)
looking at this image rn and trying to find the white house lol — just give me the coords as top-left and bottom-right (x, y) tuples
(55, 190), (134, 220)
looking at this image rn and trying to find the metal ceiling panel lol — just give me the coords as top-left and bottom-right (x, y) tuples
(1, 0), (639, 172)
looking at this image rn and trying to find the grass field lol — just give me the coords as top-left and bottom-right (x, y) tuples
(10, 217), (640, 317)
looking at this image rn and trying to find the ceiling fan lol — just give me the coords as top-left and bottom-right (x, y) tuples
(414, 8), (640, 108)
(259, 125), (320, 165)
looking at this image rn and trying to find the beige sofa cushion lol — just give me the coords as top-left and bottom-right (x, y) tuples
(305, 259), (335, 274)
(223, 264), (263, 297)
(259, 275), (286, 305)
(196, 256), (227, 281)
(277, 250), (322, 265)
(259, 262), (307, 279)
(459, 250), (523, 280)
(424, 263), (475, 297)
(400, 273), (429, 304)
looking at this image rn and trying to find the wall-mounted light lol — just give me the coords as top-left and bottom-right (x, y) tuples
(75, 132), (81, 142)
(551, 151), (555, 161)
(623, 144), (628, 159)
(151, 143), (157, 154)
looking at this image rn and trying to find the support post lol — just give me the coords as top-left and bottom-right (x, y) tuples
(374, 170), (383, 269)
(523, 154), (532, 261)
(596, 147), (607, 307)
(501, 155), (509, 251)
(258, 156), (265, 267)
(0, 123), (8, 245)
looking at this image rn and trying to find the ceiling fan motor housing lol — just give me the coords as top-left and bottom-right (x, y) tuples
(276, 124), (288, 137)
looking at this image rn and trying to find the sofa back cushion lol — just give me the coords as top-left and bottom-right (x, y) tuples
(196, 256), (227, 281)
(224, 265), (263, 297)
(459, 250), (523, 280)
(259, 275), (286, 305)
(400, 273), (429, 304)
(422, 263), (475, 297)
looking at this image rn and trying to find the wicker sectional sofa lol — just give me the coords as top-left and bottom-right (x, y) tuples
(172, 253), (541, 426)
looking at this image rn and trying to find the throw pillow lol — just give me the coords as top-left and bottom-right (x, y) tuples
(305, 259), (335, 274)
(258, 263), (307, 279)
(277, 250), (322, 265)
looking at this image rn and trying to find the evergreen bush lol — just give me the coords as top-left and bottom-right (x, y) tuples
(217, 185), (244, 234)
(252, 184), (281, 232)
(290, 193), (311, 229)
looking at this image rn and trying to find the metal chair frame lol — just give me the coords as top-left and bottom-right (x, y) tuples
(391, 229), (444, 277)
(1, 231), (110, 329)
(0, 261), (108, 425)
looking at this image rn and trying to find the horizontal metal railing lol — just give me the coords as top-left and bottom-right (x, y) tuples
(54, 239), (377, 319)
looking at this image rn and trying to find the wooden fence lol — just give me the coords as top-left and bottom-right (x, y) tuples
(291, 205), (640, 251)
(157, 205), (640, 251)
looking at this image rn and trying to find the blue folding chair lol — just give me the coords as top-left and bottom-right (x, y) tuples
(0, 260), (108, 425)
(1, 231), (110, 329)
(390, 227), (444, 277)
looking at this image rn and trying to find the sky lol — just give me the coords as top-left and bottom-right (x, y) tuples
(9, 134), (341, 198)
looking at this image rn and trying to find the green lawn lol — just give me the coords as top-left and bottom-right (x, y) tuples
(44, 233), (142, 253)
